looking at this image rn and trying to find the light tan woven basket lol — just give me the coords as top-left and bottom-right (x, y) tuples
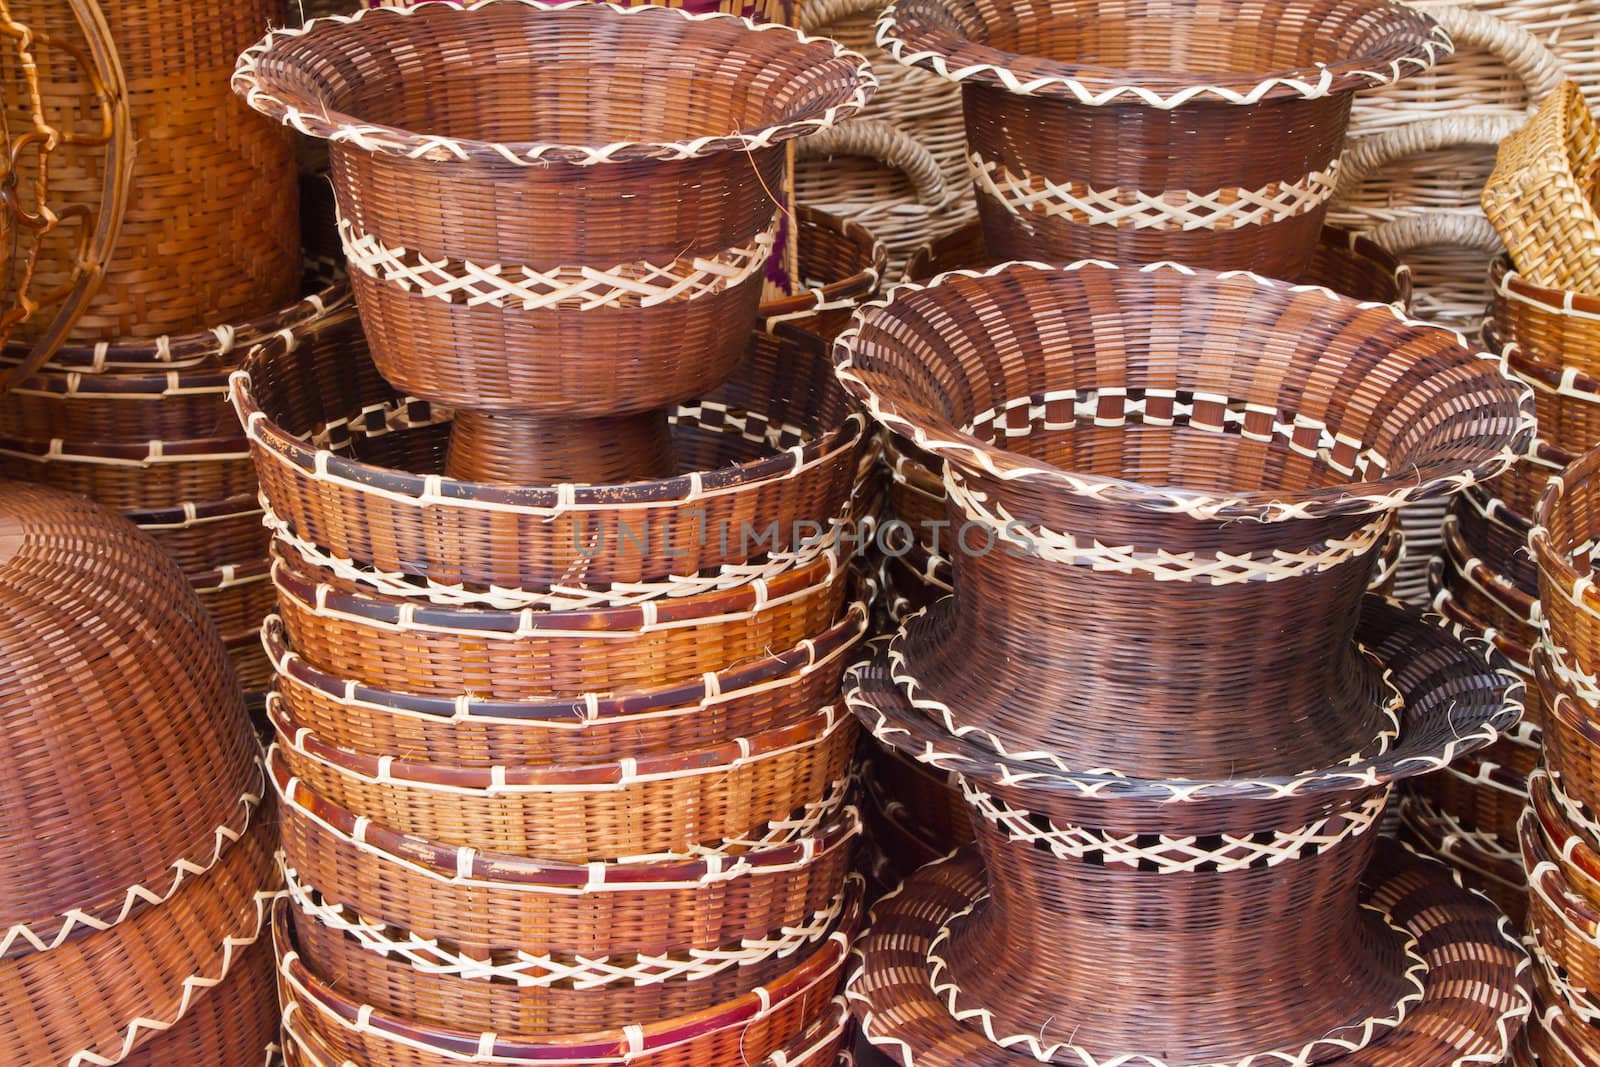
(1483, 80), (1600, 294)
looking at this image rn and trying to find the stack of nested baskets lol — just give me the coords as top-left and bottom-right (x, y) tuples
(0, 481), (280, 1066)
(0, 0), (312, 692)
(230, 2), (881, 1063)
(838, 260), (1536, 1065)
(1518, 447), (1600, 1065)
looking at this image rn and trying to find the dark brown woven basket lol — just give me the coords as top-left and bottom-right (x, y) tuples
(847, 596), (1521, 1064)
(263, 596), (868, 766)
(269, 695), (856, 861)
(1408, 719), (1538, 848)
(849, 838), (1530, 1066)
(1525, 969), (1600, 1067)
(835, 261), (1530, 778)
(271, 743), (858, 960)
(1428, 568), (1539, 728)
(1440, 512), (1540, 645)
(878, 0), (1446, 276)
(130, 494), (270, 575)
(121, 932), (279, 1067)
(763, 207), (888, 341)
(0, 363), (238, 441)
(1534, 642), (1600, 827)
(1491, 255), (1600, 381)
(195, 561), (276, 639)
(1454, 485), (1539, 592)
(11, 0), (300, 341)
(1529, 769), (1600, 912)
(234, 0), (873, 482)
(0, 482), (261, 942)
(1397, 792), (1526, 926)
(272, 881), (857, 1067)
(232, 303), (869, 590)
(0, 431), (256, 510)
(1523, 792), (1600, 1006)
(270, 540), (849, 699)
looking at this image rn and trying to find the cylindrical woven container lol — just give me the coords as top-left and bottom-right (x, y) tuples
(234, 0), (873, 483)
(269, 541), (849, 699)
(1439, 511), (1540, 647)
(231, 304), (869, 591)
(834, 261), (1530, 778)
(1454, 484), (1539, 591)
(877, 0), (1447, 276)
(270, 743), (858, 960)
(5, 0), (299, 341)
(273, 884), (857, 1067)
(268, 696), (856, 860)
(1398, 792), (1527, 925)
(262, 595), (868, 765)
(1533, 639), (1600, 822)
(762, 207), (887, 340)
(119, 934), (279, 1067)
(846, 596), (1527, 1065)
(1522, 791), (1600, 1006)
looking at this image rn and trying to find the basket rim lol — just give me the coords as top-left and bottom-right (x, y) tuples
(1492, 254), (1600, 321)
(232, 0), (877, 166)
(875, 0), (1449, 105)
(834, 260), (1534, 524)
(846, 596), (1522, 800)
(231, 319), (869, 519)
(126, 493), (263, 527)
(1428, 578), (1532, 674)
(271, 878), (859, 1061)
(261, 597), (867, 725)
(269, 743), (861, 889)
(1529, 441), (1600, 608)
(1527, 768), (1600, 895)
(761, 207), (888, 328)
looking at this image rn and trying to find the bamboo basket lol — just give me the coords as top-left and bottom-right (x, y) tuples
(1406, 717), (1539, 845)
(6, 0), (300, 341)
(1439, 511), (1540, 645)
(269, 697), (856, 860)
(1484, 80), (1600, 294)
(1398, 793), (1526, 925)
(762, 207), (887, 340)
(120, 934), (279, 1067)
(1428, 567), (1537, 721)
(1491, 255), (1600, 377)
(134, 495), (271, 576)
(270, 542), (849, 699)
(1534, 640), (1600, 822)
(272, 884), (857, 1067)
(1454, 484), (1540, 590)
(232, 306), (869, 591)
(878, 0), (1447, 276)
(835, 261), (1530, 777)
(195, 561), (276, 639)
(0, 431), (256, 511)
(1532, 443), (1600, 678)
(262, 597), (868, 766)
(1523, 795), (1600, 1004)
(271, 744), (859, 959)
(233, 0), (873, 484)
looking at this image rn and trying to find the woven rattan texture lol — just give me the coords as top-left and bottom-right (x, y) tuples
(9, 0), (299, 341)
(118, 933), (279, 1067)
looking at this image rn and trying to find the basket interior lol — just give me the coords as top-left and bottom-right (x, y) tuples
(265, 4), (862, 147)
(846, 265), (1523, 501)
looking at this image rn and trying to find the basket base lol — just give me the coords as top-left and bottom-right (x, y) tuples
(443, 409), (674, 485)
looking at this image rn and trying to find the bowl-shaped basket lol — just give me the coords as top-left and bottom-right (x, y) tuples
(847, 595), (1520, 1064)
(262, 596), (868, 766)
(234, 0), (873, 481)
(1408, 718), (1538, 850)
(1533, 639), (1600, 823)
(273, 882), (857, 1067)
(878, 0), (1447, 276)
(269, 697), (857, 861)
(270, 744), (858, 960)
(270, 539), (850, 699)
(232, 304), (869, 590)
(1453, 485), (1539, 593)
(129, 494), (269, 574)
(1439, 511), (1539, 646)
(0, 430), (256, 510)
(835, 260), (1530, 777)
(1522, 794), (1600, 1005)
(1532, 443), (1600, 677)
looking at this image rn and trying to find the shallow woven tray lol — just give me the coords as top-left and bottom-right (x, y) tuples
(847, 840), (1530, 1066)
(270, 539), (849, 699)
(270, 743), (858, 959)
(835, 260), (1530, 778)
(263, 595), (868, 766)
(1483, 81), (1600, 296)
(272, 880), (856, 1067)
(269, 695), (856, 860)
(878, 0), (1446, 276)
(232, 304), (869, 590)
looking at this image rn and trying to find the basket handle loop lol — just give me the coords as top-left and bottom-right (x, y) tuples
(795, 120), (949, 207)
(1364, 212), (1503, 258)
(798, 0), (887, 34)
(1334, 112), (1528, 199)
(1421, 6), (1567, 102)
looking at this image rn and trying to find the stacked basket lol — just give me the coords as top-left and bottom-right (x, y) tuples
(0, 0), (313, 693)
(840, 259), (1536, 1065)
(230, 3), (882, 1063)
(1517, 449), (1600, 1065)
(0, 481), (280, 1066)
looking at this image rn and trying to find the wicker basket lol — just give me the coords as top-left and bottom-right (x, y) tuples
(762, 207), (887, 340)
(1491, 255), (1600, 377)
(1407, 716), (1539, 845)
(1428, 567), (1537, 721)
(1440, 511), (1540, 643)
(1523, 791), (1600, 1004)
(269, 695), (856, 860)
(234, 0), (873, 483)
(1484, 81), (1600, 294)
(877, 0), (1447, 276)
(232, 305), (869, 591)
(119, 934), (279, 1067)
(1454, 484), (1540, 589)
(1532, 443), (1600, 678)
(273, 884), (856, 1067)
(7, 0), (300, 342)
(133, 495), (271, 576)
(835, 261), (1530, 777)
(263, 595), (867, 765)
(1534, 640), (1600, 822)
(1398, 792), (1526, 925)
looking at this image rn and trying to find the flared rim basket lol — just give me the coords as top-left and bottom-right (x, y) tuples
(847, 596), (1521, 801)
(272, 880), (859, 1064)
(875, 0), (1449, 105)
(1493, 254), (1600, 325)
(233, 0), (876, 165)
(834, 261), (1532, 523)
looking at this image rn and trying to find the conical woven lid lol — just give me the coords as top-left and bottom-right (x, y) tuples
(0, 481), (259, 942)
